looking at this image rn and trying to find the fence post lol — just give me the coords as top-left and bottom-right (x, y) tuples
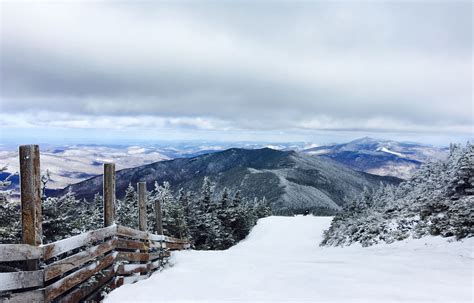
(19, 145), (42, 271)
(155, 199), (163, 235)
(103, 163), (115, 227)
(138, 182), (147, 231)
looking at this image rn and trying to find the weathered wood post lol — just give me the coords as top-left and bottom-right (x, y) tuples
(155, 198), (163, 235)
(19, 145), (42, 271)
(103, 163), (115, 227)
(137, 182), (147, 231)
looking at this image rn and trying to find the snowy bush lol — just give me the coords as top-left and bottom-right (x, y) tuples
(321, 143), (474, 247)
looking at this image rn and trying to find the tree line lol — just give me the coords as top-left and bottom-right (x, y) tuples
(321, 143), (473, 247)
(0, 175), (271, 250)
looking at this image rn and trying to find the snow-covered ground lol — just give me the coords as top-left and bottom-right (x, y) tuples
(105, 216), (473, 302)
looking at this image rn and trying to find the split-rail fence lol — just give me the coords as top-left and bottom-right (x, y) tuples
(0, 145), (190, 302)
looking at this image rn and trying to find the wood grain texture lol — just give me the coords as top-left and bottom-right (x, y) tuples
(115, 238), (149, 251)
(44, 253), (115, 301)
(138, 182), (147, 231)
(0, 244), (42, 262)
(19, 145), (42, 270)
(56, 266), (115, 303)
(103, 163), (116, 227)
(0, 270), (44, 291)
(116, 225), (149, 240)
(154, 199), (163, 235)
(44, 239), (115, 281)
(42, 225), (116, 260)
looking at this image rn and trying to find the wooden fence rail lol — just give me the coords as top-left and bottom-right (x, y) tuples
(0, 145), (190, 303)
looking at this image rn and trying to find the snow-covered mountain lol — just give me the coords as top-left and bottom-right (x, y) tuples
(52, 148), (401, 215)
(0, 145), (169, 189)
(0, 142), (312, 190)
(303, 137), (448, 179)
(0, 138), (446, 192)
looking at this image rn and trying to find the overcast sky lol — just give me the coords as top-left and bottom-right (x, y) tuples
(0, 1), (472, 146)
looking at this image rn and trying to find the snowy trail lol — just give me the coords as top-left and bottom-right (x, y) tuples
(105, 216), (473, 302)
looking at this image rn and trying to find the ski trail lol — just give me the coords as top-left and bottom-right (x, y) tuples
(105, 216), (473, 302)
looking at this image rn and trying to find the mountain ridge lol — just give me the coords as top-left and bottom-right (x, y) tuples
(303, 137), (448, 179)
(51, 148), (401, 215)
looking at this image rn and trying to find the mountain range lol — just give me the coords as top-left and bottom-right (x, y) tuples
(303, 137), (448, 179)
(52, 148), (401, 215)
(0, 142), (311, 189)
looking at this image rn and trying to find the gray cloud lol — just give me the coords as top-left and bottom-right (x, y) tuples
(0, 1), (472, 139)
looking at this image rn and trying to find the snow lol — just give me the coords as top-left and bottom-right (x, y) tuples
(105, 216), (473, 302)
(377, 146), (405, 158)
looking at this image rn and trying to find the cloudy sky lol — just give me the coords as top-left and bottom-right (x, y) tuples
(0, 1), (472, 145)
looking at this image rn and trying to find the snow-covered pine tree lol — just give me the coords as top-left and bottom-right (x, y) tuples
(153, 181), (175, 235)
(200, 177), (213, 212)
(215, 188), (235, 248)
(76, 198), (98, 233)
(90, 193), (104, 229)
(43, 188), (82, 242)
(321, 142), (474, 247)
(448, 143), (474, 199)
(0, 167), (20, 243)
(186, 177), (222, 249)
(165, 190), (189, 239)
(147, 183), (158, 233)
(228, 190), (257, 242)
(254, 196), (272, 218)
(177, 188), (191, 218)
(117, 183), (138, 229)
(176, 189), (191, 239)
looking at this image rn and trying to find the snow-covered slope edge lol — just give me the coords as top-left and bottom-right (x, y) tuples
(321, 143), (473, 247)
(105, 216), (473, 303)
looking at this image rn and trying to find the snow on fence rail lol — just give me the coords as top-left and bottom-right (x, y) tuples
(0, 145), (190, 303)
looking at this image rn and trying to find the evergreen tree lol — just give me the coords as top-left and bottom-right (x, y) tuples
(43, 188), (82, 242)
(227, 191), (256, 242)
(116, 183), (138, 229)
(165, 193), (188, 239)
(200, 177), (213, 212)
(147, 183), (157, 233)
(214, 188), (234, 248)
(177, 188), (191, 218)
(322, 142), (474, 247)
(187, 177), (222, 249)
(0, 169), (20, 243)
(176, 189), (191, 239)
(76, 198), (98, 233)
(154, 182), (175, 235)
(91, 193), (104, 229)
(254, 196), (272, 218)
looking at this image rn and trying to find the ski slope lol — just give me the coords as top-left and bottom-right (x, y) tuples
(105, 216), (473, 302)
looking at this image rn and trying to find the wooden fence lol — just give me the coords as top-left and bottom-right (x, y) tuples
(0, 145), (190, 302)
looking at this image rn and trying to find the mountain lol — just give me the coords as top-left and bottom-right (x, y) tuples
(0, 142), (312, 190)
(303, 137), (448, 179)
(0, 145), (169, 189)
(52, 148), (401, 215)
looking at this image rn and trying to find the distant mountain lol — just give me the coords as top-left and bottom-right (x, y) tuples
(0, 142), (313, 189)
(52, 148), (401, 215)
(302, 137), (448, 179)
(0, 146), (169, 189)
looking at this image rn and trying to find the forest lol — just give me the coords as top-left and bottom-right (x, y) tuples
(321, 143), (473, 247)
(0, 175), (271, 250)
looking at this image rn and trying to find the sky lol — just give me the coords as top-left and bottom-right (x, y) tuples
(0, 1), (472, 146)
